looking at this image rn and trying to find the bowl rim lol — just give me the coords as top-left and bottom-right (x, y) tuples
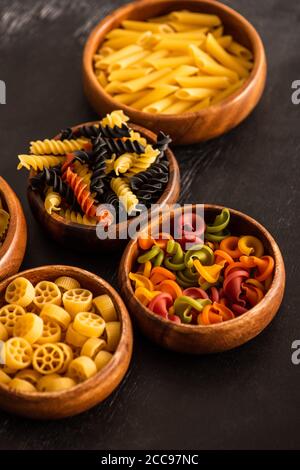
(120, 203), (285, 333)
(27, 121), (180, 233)
(0, 265), (133, 399)
(0, 176), (27, 263)
(83, 0), (266, 120)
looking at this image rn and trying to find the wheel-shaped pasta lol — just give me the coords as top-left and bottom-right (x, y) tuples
(5, 278), (35, 307)
(93, 294), (118, 321)
(62, 289), (93, 317)
(73, 312), (105, 338)
(13, 313), (43, 344)
(37, 320), (61, 344)
(0, 304), (26, 335)
(105, 321), (121, 352)
(37, 375), (76, 392)
(54, 276), (81, 292)
(0, 322), (8, 341)
(67, 356), (97, 382)
(81, 337), (107, 359)
(9, 378), (36, 392)
(32, 343), (64, 375)
(5, 337), (33, 370)
(40, 304), (71, 330)
(57, 342), (73, 373)
(33, 281), (62, 309)
(16, 369), (41, 386)
(0, 369), (11, 384)
(65, 323), (88, 347)
(94, 350), (113, 371)
(37, 373), (60, 392)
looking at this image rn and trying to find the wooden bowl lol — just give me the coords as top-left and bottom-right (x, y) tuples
(0, 265), (133, 419)
(27, 121), (180, 252)
(83, 0), (267, 145)
(119, 204), (285, 354)
(0, 177), (27, 281)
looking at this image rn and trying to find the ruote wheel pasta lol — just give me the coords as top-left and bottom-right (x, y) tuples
(33, 281), (62, 309)
(55, 276), (81, 292)
(81, 337), (107, 359)
(37, 320), (61, 344)
(16, 369), (41, 386)
(0, 369), (11, 385)
(8, 378), (36, 392)
(94, 351), (113, 371)
(93, 294), (117, 321)
(57, 342), (73, 373)
(5, 278), (35, 307)
(13, 313), (43, 344)
(0, 304), (26, 335)
(5, 337), (33, 370)
(0, 322), (8, 341)
(63, 289), (93, 317)
(65, 322), (88, 347)
(40, 304), (71, 330)
(37, 375), (76, 392)
(73, 312), (105, 338)
(67, 356), (97, 382)
(105, 322), (121, 352)
(32, 343), (64, 375)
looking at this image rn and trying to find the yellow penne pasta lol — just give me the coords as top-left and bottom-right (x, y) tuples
(104, 35), (147, 50)
(217, 35), (233, 49)
(131, 85), (178, 110)
(176, 75), (230, 89)
(150, 65), (198, 87)
(235, 57), (253, 71)
(210, 79), (245, 104)
(143, 95), (177, 114)
(112, 90), (146, 105)
(141, 49), (169, 65)
(212, 26), (224, 38)
(154, 37), (204, 52)
(205, 33), (248, 78)
(106, 29), (142, 39)
(98, 44), (142, 67)
(167, 22), (204, 32)
(97, 47), (114, 58)
(150, 55), (194, 69)
(119, 68), (171, 92)
(95, 71), (108, 87)
(175, 88), (217, 101)
(160, 30), (207, 39)
(108, 67), (153, 81)
(189, 44), (239, 82)
(170, 11), (221, 27)
(162, 99), (193, 114)
(185, 97), (211, 112)
(148, 15), (172, 24)
(122, 20), (173, 33)
(227, 41), (253, 60)
(108, 50), (150, 72)
(105, 81), (126, 94)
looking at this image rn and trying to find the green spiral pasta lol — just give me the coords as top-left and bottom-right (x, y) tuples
(205, 208), (231, 241)
(164, 239), (185, 271)
(184, 244), (215, 268)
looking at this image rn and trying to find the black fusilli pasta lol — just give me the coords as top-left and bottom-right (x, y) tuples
(155, 131), (172, 161)
(30, 167), (78, 209)
(130, 160), (169, 206)
(101, 136), (145, 156)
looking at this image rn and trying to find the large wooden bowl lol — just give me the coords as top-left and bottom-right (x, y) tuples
(119, 204), (285, 354)
(27, 122), (180, 252)
(0, 177), (27, 281)
(0, 265), (133, 419)
(83, 0), (267, 145)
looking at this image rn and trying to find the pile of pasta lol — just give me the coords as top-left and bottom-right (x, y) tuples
(17, 110), (171, 225)
(0, 275), (121, 392)
(129, 209), (274, 325)
(94, 10), (253, 114)
(0, 196), (10, 251)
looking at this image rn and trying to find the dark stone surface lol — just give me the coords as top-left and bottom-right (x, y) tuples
(0, 0), (299, 450)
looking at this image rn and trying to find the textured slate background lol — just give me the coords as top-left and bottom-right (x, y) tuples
(0, 0), (299, 450)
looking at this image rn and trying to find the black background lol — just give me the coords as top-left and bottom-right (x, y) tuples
(0, 0), (299, 450)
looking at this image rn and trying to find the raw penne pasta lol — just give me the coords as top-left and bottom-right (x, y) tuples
(160, 30), (207, 39)
(95, 71), (108, 87)
(235, 57), (253, 70)
(112, 90), (147, 105)
(175, 76), (230, 89)
(212, 26), (224, 38)
(122, 20), (173, 34)
(131, 85), (178, 110)
(189, 44), (239, 82)
(175, 88), (217, 101)
(205, 33), (248, 78)
(166, 21), (205, 32)
(105, 81), (127, 94)
(106, 29), (143, 39)
(148, 15), (172, 24)
(143, 95), (177, 114)
(104, 33), (148, 50)
(98, 44), (142, 67)
(150, 65), (198, 87)
(169, 11), (221, 27)
(141, 49), (169, 65)
(150, 56), (194, 69)
(108, 50), (150, 72)
(211, 79), (245, 104)
(97, 47), (114, 57)
(186, 97), (211, 112)
(216, 35), (233, 49)
(108, 67), (153, 81)
(119, 68), (172, 92)
(154, 38), (204, 52)
(227, 41), (253, 60)
(162, 99), (193, 114)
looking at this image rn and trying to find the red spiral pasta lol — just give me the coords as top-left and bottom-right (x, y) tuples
(63, 166), (97, 218)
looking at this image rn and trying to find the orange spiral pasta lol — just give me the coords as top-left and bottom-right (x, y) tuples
(63, 166), (97, 218)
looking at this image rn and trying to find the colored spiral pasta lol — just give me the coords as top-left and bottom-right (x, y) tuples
(63, 166), (98, 218)
(30, 139), (88, 156)
(125, 145), (160, 176)
(17, 155), (65, 171)
(110, 177), (139, 215)
(130, 159), (169, 205)
(30, 167), (78, 209)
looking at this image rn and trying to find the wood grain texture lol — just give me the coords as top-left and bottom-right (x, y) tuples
(0, 177), (27, 281)
(0, 265), (133, 419)
(27, 122), (180, 252)
(83, 0), (267, 144)
(119, 204), (285, 353)
(0, 0), (299, 451)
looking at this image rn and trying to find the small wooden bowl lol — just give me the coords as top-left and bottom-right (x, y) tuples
(0, 265), (133, 419)
(0, 177), (27, 281)
(27, 121), (180, 252)
(119, 204), (285, 354)
(83, 0), (267, 145)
